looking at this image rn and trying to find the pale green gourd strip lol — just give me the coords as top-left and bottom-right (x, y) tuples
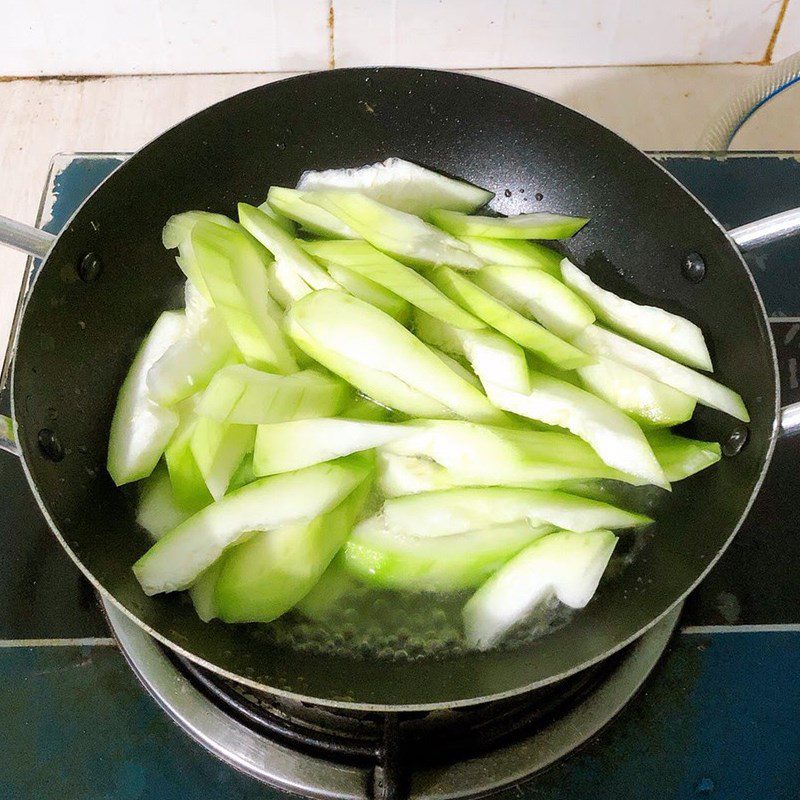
(574, 324), (748, 421)
(561, 259), (712, 371)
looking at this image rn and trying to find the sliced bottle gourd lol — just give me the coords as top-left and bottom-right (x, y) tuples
(343, 517), (554, 592)
(427, 346), (482, 388)
(432, 266), (591, 369)
(473, 264), (595, 339)
(184, 279), (215, 329)
(378, 487), (650, 538)
(380, 420), (638, 490)
(286, 290), (504, 422)
(214, 476), (371, 623)
(267, 186), (359, 238)
(577, 357), (696, 427)
(342, 395), (392, 421)
(295, 556), (360, 621)
(196, 364), (350, 424)
(190, 418), (255, 501)
(573, 325), (749, 422)
(228, 452), (258, 492)
(107, 311), (186, 486)
(189, 560), (225, 622)
(322, 261), (410, 322)
(163, 211), (239, 250)
(561, 260), (713, 371)
(385, 420), (635, 479)
(377, 452), (627, 497)
(304, 191), (484, 271)
(162, 211), (239, 302)
(190, 222), (297, 373)
(414, 311), (530, 394)
(256, 198), (296, 235)
(463, 529), (617, 650)
(289, 323), (450, 418)
(266, 259), (312, 308)
(377, 452), (460, 496)
(301, 239), (483, 329)
(136, 463), (193, 541)
(254, 418), (411, 475)
(646, 430), (722, 481)
(458, 237), (563, 277)
(133, 457), (367, 595)
(130, 171), (732, 635)
(166, 398), (255, 506)
(164, 405), (215, 511)
(297, 157), (493, 215)
(146, 306), (235, 406)
(377, 452), (459, 496)
(484, 373), (669, 488)
(237, 202), (339, 291)
(430, 209), (589, 240)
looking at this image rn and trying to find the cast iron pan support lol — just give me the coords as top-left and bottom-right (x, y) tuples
(372, 714), (405, 800)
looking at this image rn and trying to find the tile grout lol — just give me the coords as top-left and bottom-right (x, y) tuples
(763, 0), (791, 64)
(0, 61), (780, 83)
(328, 0), (336, 69)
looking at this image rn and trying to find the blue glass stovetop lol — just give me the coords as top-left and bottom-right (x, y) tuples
(1, 153), (799, 800)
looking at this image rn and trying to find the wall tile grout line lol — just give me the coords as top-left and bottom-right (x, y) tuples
(0, 61), (785, 83)
(0, 637), (116, 647)
(328, 0), (336, 69)
(764, 0), (791, 64)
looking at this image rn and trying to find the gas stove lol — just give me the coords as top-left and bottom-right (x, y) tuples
(1, 152), (799, 800)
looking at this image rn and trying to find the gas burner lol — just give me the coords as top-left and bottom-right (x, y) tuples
(104, 598), (680, 799)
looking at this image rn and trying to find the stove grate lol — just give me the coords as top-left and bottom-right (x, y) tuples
(172, 650), (624, 800)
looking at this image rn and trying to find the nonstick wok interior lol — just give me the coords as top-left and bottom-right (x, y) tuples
(11, 68), (778, 708)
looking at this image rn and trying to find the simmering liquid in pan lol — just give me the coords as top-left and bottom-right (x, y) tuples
(227, 480), (662, 661)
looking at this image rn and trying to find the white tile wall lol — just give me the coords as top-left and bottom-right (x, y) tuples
(0, 0), (331, 76)
(0, 0), (799, 76)
(335, 0), (783, 69)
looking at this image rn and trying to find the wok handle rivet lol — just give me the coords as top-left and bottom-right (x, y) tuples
(682, 252), (706, 283)
(37, 428), (64, 462)
(77, 252), (103, 283)
(722, 425), (749, 457)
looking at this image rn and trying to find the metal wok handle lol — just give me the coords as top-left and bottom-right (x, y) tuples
(0, 215), (57, 456)
(728, 208), (800, 436)
(0, 214), (56, 260)
(729, 208), (800, 252)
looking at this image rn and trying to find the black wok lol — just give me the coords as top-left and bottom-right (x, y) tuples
(0, 68), (795, 709)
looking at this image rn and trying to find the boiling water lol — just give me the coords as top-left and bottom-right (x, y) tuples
(250, 479), (665, 661)
(135, 461), (665, 661)
(257, 587), (575, 661)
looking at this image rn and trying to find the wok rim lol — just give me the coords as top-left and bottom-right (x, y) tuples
(8, 68), (782, 711)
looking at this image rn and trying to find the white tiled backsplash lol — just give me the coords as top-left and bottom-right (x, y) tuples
(335, 0), (783, 69)
(1, 0), (797, 76)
